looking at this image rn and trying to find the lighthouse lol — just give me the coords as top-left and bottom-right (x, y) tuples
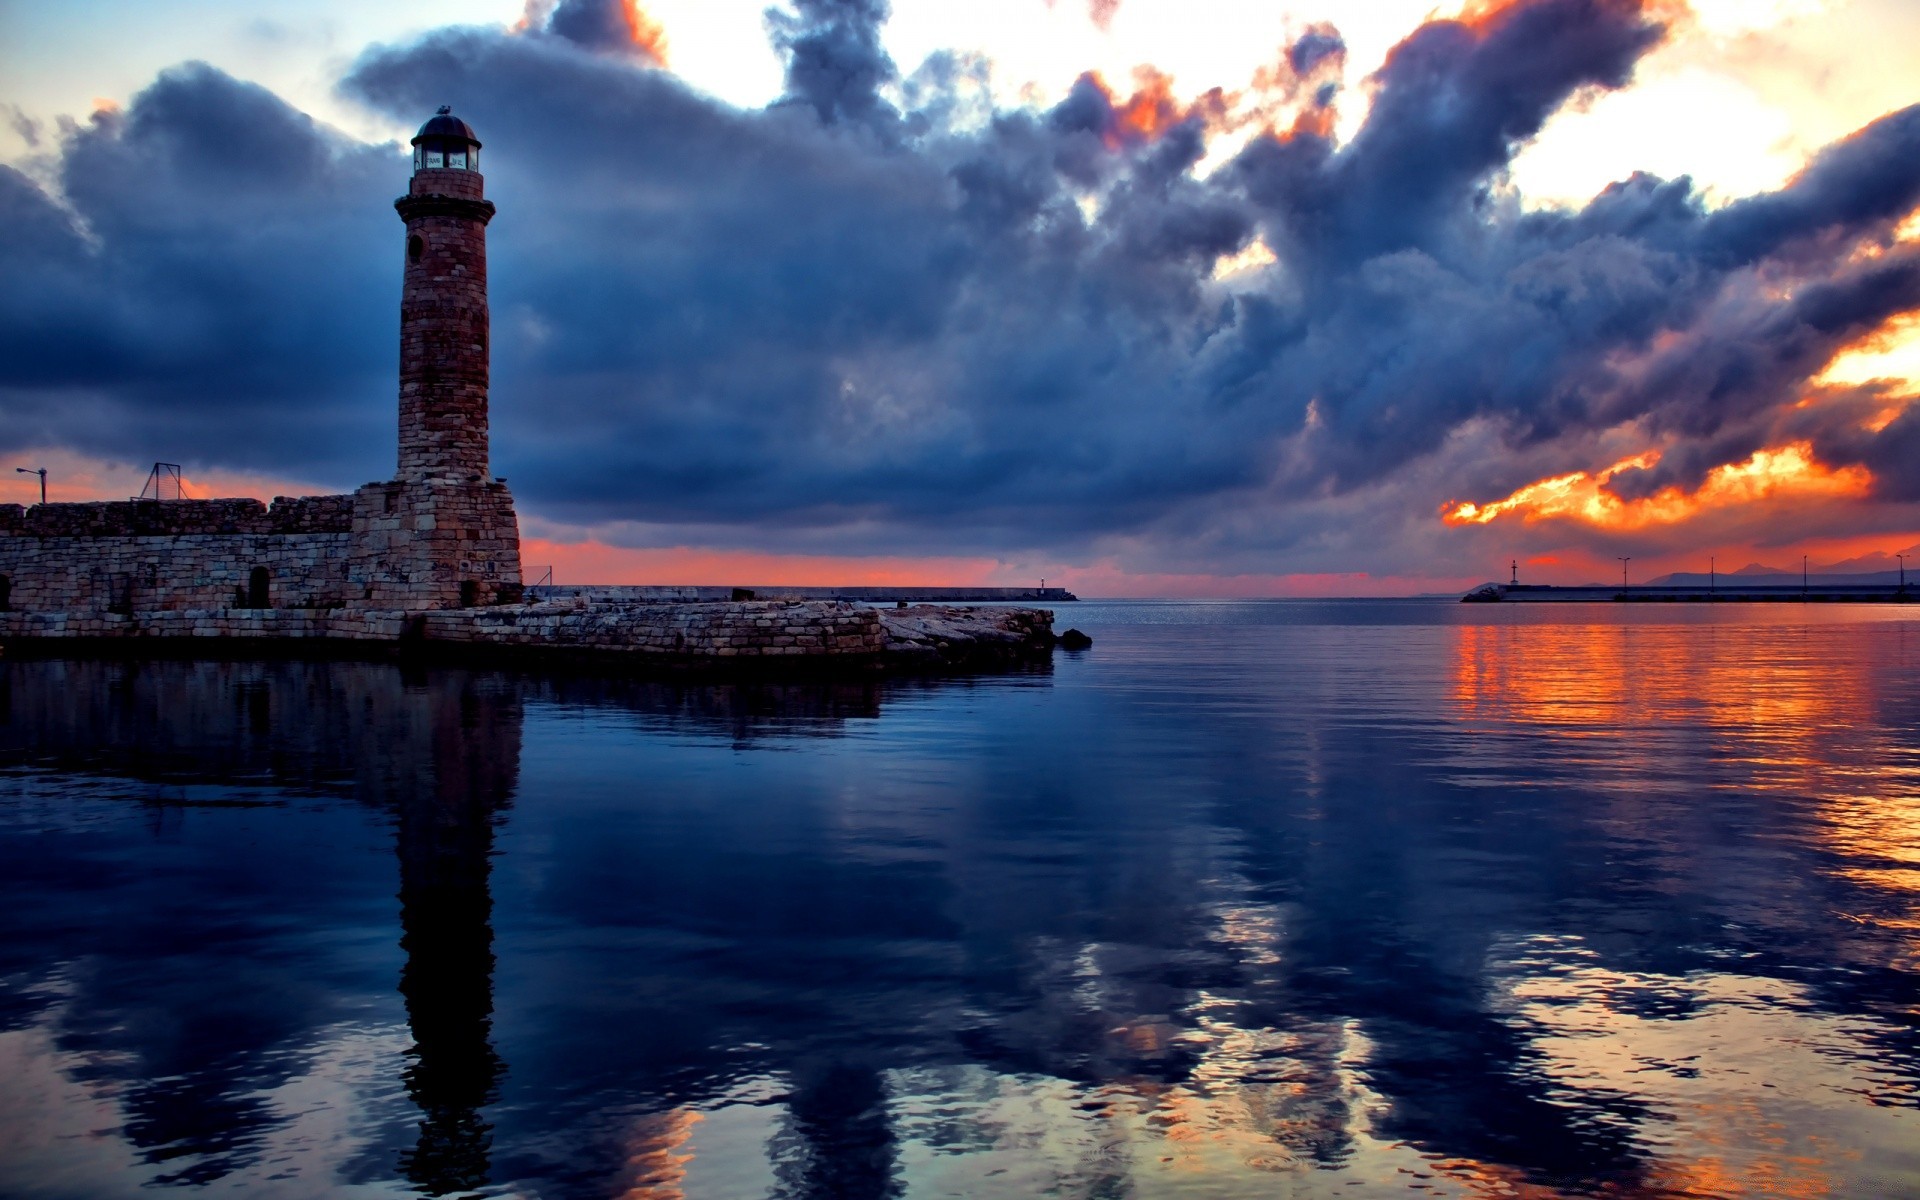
(396, 107), (494, 482)
(349, 108), (522, 610)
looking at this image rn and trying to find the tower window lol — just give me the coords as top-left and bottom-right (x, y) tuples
(448, 148), (467, 169)
(408, 235), (423, 262)
(426, 148), (444, 168)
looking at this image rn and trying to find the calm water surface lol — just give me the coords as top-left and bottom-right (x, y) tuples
(2, 600), (1918, 1198)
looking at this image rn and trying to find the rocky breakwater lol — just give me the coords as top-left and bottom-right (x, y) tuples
(0, 598), (1059, 673)
(413, 598), (1057, 670)
(876, 604), (1058, 664)
(428, 598), (885, 662)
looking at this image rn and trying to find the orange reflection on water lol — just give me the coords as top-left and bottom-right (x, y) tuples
(1448, 621), (1919, 905)
(615, 1107), (701, 1200)
(1446, 620), (1887, 777)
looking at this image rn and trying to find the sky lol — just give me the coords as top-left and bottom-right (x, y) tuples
(2, 0), (1918, 594)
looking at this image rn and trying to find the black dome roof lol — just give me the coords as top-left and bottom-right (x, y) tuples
(412, 107), (480, 147)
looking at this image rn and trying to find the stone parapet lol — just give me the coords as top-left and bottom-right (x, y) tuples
(0, 496), (354, 538)
(9, 498), (264, 537)
(407, 168), (487, 203)
(268, 494), (356, 533)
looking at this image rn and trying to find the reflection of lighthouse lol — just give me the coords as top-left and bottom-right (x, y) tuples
(771, 1063), (901, 1200)
(374, 670), (522, 1195)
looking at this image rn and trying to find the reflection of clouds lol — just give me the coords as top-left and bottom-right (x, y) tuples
(0, 1001), (413, 1199)
(1486, 933), (1905, 1199)
(0, 979), (142, 1194)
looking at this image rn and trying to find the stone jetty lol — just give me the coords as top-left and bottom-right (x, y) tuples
(0, 599), (1057, 672)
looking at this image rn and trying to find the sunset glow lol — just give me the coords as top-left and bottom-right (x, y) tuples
(1442, 443), (1874, 532)
(1212, 238), (1278, 278)
(617, 0), (669, 64)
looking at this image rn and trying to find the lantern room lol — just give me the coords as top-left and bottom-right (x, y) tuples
(411, 106), (481, 173)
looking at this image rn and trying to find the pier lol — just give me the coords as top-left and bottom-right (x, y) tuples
(526, 585), (1078, 603)
(1463, 580), (1915, 603)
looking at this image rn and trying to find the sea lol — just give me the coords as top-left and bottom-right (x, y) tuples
(1, 599), (1917, 1199)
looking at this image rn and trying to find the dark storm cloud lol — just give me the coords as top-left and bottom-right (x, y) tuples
(3, 103), (42, 148)
(1286, 28), (1345, 78)
(1703, 105), (1920, 266)
(767, 0), (899, 130)
(2, 0), (1918, 571)
(1251, 0), (1663, 264)
(1860, 406), (1920, 500)
(0, 64), (395, 478)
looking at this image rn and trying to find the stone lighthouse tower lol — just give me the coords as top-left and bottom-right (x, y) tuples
(397, 108), (493, 482)
(350, 108), (522, 609)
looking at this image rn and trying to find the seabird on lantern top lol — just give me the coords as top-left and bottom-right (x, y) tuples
(411, 106), (481, 173)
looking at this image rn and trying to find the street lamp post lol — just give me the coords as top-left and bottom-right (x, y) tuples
(14, 467), (46, 505)
(1803, 554), (1809, 600)
(1709, 555), (1715, 599)
(1898, 553), (1908, 593)
(1617, 556), (1631, 598)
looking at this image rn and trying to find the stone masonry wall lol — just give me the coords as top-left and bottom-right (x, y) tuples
(433, 600), (888, 657)
(397, 167), (493, 483)
(266, 494), (357, 533)
(0, 600), (889, 659)
(0, 601), (1056, 667)
(0, 497), (358, 613)
(348, 479), (521, 609)
(0, 531), (355, 613)
(0, 482), (521, 616)
(0, 496), (353, 537)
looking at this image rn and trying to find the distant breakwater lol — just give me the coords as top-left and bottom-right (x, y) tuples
(1464, 582), (1916, 603)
